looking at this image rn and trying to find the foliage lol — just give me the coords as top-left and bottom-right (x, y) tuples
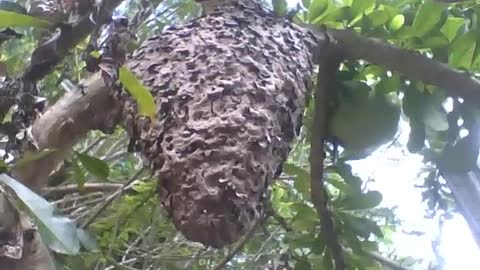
(0, 174), (81, 255)
(118, 66), (157, 120)
(0, 0), (479, 269)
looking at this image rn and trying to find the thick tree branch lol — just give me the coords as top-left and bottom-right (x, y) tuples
(0, 0), (124, 117)
(329, 29), (480, 102)
(0, 73), (119, 270)
(310, 43), (345, 269)
(13, 73), (121, 191)
(24, 0), (123, 81)
(303, 26), (480, 103)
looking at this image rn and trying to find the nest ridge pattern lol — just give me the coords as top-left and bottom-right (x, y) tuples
(122, 0), (316, 248)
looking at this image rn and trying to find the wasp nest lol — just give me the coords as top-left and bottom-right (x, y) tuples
(122, 0), (316, 247)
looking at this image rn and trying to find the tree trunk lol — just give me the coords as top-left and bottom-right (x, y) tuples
(120, 0), (317, 247)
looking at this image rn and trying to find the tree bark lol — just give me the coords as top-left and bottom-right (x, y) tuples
(0, 74), (120, 270)
(13, 73), (121, 191)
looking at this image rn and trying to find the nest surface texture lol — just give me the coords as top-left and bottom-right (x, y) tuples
(123, 0), (316, 248)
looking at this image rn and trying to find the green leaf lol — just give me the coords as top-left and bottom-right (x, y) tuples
(0, 10), (51, 28)
(292, 203), (318, 231)
(422, 36), (449, 49)
(341, 191), (383, 210)
(402, 85), (425, 119)
(72, 157), (87, 189)
(0, 159), (7, 174)
(366, 10), (390, 28)
(286, 232), (317, 250)
(388, 14), (404, 32)
(90, 50), (101, 58)
(407, 119), (426, 153)
(351, 0), (374, 18)
(311, 235), (326, 254)
(283, 163), (311, 199)
(334, 163), (362, 194)
(341, 212), (383, 238)
(272, 0), (288, 16)
(0, 174), (80, 254)
(441, 17), (464, 42)
(0, 1), (27, 14)
(325, 172), (352, 193)
(411, 1), (444, 37)
(439, 135), (479, 172)
(449, 31), (477, 69)
(119, 66), (156, 120)
(294, 260), (312, 270)
(75, 152), (109, 179)
(77, 228), (99, 252)
(319, 6), (352, 25)
(14, 149), (56, 168)
(375, 74), (401, 94)
(342, 227), (363, 252)
(308, 0), (328, 22)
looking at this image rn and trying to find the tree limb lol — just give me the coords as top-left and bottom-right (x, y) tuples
(13, 73), (121, 191)
(0, 73), (119, 270)
(80, 167), (145, 228)
(212, 217), (263, 270)
(363, 251), (410, 270)
(24, 0), (124, 81)
(310, 41), (345, 269)
(328, 28), (480, 102)
(302, 25), (480, 103)
(42, 183), (123, 196)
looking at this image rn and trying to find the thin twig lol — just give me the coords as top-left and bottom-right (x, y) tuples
(212, 217), (264, 270)
(42, 183), (123, 196)
(363, 251), (410, 270)
(80, 167), (146, 228)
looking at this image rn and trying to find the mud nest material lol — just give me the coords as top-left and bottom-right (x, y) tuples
(121, 0), (316, 248)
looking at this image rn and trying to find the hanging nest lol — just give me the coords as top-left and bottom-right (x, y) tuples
(119, 0), (316, 248)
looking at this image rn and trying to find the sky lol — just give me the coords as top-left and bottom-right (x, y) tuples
(352, 119), (480, 269)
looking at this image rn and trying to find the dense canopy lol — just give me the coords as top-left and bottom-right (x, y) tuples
(0, 0), (480, 269)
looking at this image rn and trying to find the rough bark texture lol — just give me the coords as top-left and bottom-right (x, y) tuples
(121, 0), (316, 247)
(13, 73), (121, 191)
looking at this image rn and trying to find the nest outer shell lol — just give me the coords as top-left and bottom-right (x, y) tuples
(121, 0), (316, 248)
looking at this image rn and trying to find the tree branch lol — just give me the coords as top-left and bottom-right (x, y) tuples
(24, 0), (124, 81)
(212, 217), (263, 270)
(0, 73), (120, 270)
(323, 28), (480, 102)
(310, 42), (345, 269)
(363, 251), (410, 270)
(13, 73), (121, 191)
(303, 25), (480, 103)
(80, 167), (146, 228)
(42, 183), (123, 196)
(0, 0), (124, 118)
